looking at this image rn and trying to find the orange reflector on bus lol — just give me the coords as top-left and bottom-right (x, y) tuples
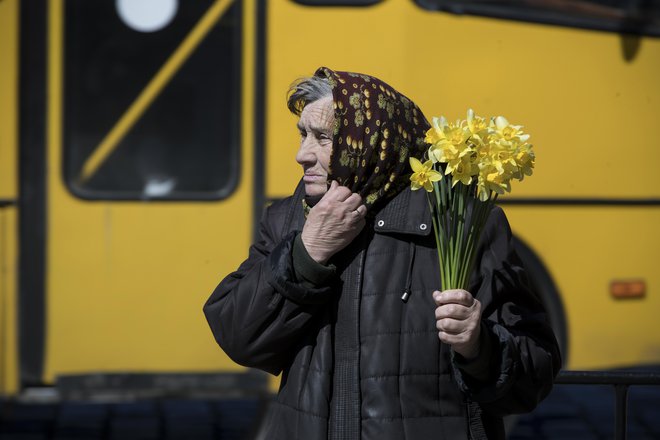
(610, 280), (646, 299)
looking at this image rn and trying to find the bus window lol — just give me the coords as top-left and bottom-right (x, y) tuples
(63, 0), (241, 201)
(414, 0), (660, 36)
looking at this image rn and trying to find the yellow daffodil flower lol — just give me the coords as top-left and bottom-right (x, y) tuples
(425, 116), (466, 145)
(421, 111), (534, 198)
(478, 162), (510, 192)
(489, 142), (518, 176)
(513, 143), (535, 180)
(476, 169), (509, 201)
(449, 155), (477, 187)
(409, 157), (442, 192)
(466, 109), (489, 136)
(429, 142), (457, 164)
(424, 116), (448, 146)
(492, 116), (529, 143)
(476, 176), (491, 202)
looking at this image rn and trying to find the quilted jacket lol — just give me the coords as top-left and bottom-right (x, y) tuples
(204, 182), (561, 439)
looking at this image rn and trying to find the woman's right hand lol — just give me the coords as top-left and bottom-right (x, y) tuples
(301, 180), (367, 264)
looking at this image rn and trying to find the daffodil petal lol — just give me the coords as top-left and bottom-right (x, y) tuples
(495, 116), (508, 131)
(409, 157), (423, 172)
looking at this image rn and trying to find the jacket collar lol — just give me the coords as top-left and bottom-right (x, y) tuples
(289, 180), (432, 237)
(373, 187), (432, 236)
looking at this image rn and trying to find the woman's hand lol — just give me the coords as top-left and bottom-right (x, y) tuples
(433, 289), (482, 359)
(301, 181), (367, 265)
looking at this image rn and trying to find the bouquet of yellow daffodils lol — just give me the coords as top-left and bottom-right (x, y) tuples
(410, 109), (534, 290)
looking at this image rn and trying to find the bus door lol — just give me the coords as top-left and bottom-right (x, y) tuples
(18, 0), (259, 386)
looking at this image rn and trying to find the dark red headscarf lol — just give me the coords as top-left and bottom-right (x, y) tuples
(314, 67), (431, 214)
(314, 67), (430, 211)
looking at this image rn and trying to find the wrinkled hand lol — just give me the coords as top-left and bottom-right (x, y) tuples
(433, 289), (482, 360)
(301, 181), (367, 265)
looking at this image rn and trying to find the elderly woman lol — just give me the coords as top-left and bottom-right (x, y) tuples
(204, 67), (560, 439)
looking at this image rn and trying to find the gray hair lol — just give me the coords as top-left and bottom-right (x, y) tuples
(286, 76), (333, 116)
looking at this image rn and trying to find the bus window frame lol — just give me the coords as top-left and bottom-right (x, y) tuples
(62, 1), (243, 203)
(413, 0), (660, 37)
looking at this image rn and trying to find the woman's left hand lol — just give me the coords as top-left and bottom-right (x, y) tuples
(433, 289), (482, 360)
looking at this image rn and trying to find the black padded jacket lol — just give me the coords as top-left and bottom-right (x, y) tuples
(203, 182), (561, 439)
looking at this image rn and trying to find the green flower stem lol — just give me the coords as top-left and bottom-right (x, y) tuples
(457, 185), (480, 288)
(434, 176), (448, 287)
(458, 192), (497, 289)
(453, 182), (467, 289)
(447, 179), (456, 288)
(427, 193), (445, 290)
(429, 175), (497, 291)
(448, 187), (456, 288)
(437, 172), (451, 288)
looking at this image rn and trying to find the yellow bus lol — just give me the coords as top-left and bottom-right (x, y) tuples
(1, 0), (659, 395)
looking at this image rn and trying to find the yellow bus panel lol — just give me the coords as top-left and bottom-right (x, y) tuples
(266, 1), (660, 201)
(0, 0), (18, 199)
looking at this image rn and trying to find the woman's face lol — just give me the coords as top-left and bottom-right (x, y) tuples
(295, 96), (334, 197)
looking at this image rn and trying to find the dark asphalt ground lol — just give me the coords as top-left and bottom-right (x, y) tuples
(1, 381), (658, 439)
(510, 383), (660, 439)
(0, 398), (263, 440)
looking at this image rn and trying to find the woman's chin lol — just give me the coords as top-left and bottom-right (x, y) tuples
(304, 182), (327, 197)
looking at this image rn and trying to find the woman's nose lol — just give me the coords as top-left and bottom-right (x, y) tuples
(296, 139), (316, 165)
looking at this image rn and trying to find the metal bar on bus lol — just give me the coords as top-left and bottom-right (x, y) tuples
(556, 370), (660, 385)
(614, 384), (628, 440)
(555, 371), (660, 440)
(0, 199), (17, 208)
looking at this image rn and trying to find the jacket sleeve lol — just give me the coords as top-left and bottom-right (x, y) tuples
(451, 206), (562, 416)
(203, 203), (336, 376)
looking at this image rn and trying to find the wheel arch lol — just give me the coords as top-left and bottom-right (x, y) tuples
(512, 233), (568, 366)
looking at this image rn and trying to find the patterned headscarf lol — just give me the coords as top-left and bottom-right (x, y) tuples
(314, 67), (431, 214)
